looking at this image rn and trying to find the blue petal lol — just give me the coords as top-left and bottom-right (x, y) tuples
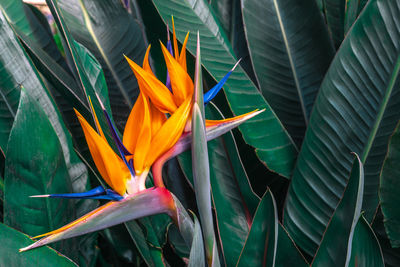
(47, 186), (123, 201)
(203, 60), (240, 104)
(102, 110), (135, 176)
(166, 40), (173, 92)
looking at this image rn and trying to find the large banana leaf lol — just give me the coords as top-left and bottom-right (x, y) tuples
(311, 154), (363, 266)
(46, 0), (119, 153)
(242, 0), (335, 145)
(0, 0), (67, 70)
(284, 0), (400, 256)
(380, 122), (400, 247)
(151, 0), (297, 178)
(4, 89), (77, 257)
(0, 7), (89, 196)
(0, 223), (77, 266)
(57, 0), (147, 128)
(0, 9), (97, 263)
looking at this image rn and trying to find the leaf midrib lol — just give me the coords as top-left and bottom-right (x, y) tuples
(272, 0), (308, 125)
(361, 53), (400, 163)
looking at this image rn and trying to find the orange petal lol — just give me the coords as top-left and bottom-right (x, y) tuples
(172, 16), (179, 61)
(160, 42), (194, 106)
(125, 55), (177, 113)
(133, 93), (152, 174)
(75, 109), (129, 196)
(178, 32), (189, 72)
(146, 98), (192, 168)
(89, 97), (106, 141)
(143, 45), (153, 75)
(205, 110), (260, 127)
(150, 101), (167, 138)
(123, 92), (144, 153)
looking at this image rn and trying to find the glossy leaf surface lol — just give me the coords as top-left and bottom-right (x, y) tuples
(346, 215), (384, 267)
(4, 90), (76, 253)
(57, 0), (147, 128)
(236, 190), (278, 267)
(312, 154), (364, 266)
(275, 224), (308, 267)
(242, 0), (334, 145)
(188, 216), (205, 267)
(380, 122), (400, 247)
(324, 0), (345, 48)
(152, 0), (297, 178)
(284, 0), (400, 255)
(0, 223), (77, 267)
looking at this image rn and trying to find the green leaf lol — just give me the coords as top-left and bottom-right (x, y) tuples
(345, 0), (370, 33)
(0, 171), (4, 200)
(46, 0), (118, 151)
(284, 0), (400, 255)
(275, 224), (308, 267)
(57, 0), (147, 128)
(102, 225), (138, 263)
(125, 219), (167, 267)
(0, 0), (68, 70)
(15, 28), (89, 115)
(0, 7), (97, 264)
(242, 0), (334, 145)
(151, 0), (298, 178)
(346, 215), (384, 267)
(372, 208), (400, 267)
(236, 189), (278, 267)
(0, 1), (90, 201)
(209, 0), (232, 36)
(380, 121), (400, 247)
(311, 154), (364, 266)
(324, 0), (345, 48)
(0, 223), (77, 267)
(188, 216), (205, 267)
(344, 0), (360, 33)
(4, 89), (77, 253)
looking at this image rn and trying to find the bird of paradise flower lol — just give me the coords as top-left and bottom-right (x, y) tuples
(20, 24), (263, 252)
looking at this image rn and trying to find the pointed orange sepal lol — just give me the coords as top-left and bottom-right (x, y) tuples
(133, 93), (152, 174)
(160, 42), (194, 106)
(125, 55), (177, 113)
(171, 16), (179, 61)
(178, 32), (189, 72)
(75, 109), (129, 196)
(145, 97), (192, 168)
(205, 110), (261, 128)
(142, 45), (153, 75)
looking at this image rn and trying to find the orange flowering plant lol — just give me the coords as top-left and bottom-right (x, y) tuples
(20, 23), (262, 254)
